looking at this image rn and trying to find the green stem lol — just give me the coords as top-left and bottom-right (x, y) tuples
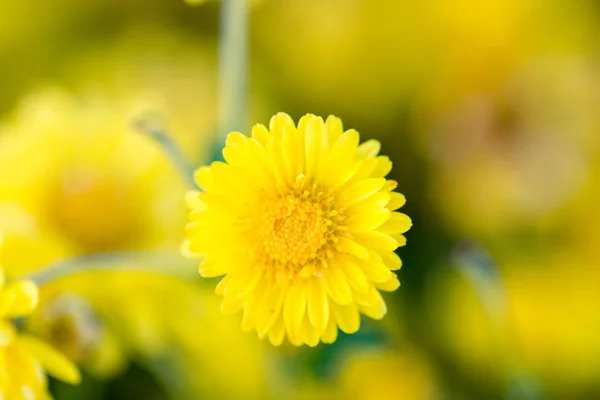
(26, 251), (197, 286)
(217, 0), (248, 146)
(134, 114), (196, 188)
(453, 243), (541, 400)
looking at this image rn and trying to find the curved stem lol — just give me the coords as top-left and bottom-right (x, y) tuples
(134, 114), (197, 188)
(452, 242), (541, 400)
(26, 251), (198, 287)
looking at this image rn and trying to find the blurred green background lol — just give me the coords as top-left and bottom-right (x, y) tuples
(1, 0), (600, 399)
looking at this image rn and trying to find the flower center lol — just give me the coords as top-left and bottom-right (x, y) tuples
(49, 169), (141, 253)
(258, 177), (343, 274)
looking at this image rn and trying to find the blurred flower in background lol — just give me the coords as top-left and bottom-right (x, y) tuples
(0, 265), (80, 398)
(423, 55), (600, 240)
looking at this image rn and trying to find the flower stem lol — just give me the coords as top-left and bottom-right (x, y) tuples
(217, 0), (248, 145)
(134, 113), (196, 188)
(26, 251), (197, 287)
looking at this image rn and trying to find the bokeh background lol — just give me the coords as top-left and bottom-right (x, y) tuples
(1, 0), (600, 399)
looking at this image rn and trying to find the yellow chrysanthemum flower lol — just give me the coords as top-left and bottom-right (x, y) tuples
(185, 113), (411, 346)
(0, 266), (80, 398)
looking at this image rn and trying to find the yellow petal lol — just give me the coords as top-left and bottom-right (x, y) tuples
(283, 280), (307, 332)
(354, 258), (393, 283)
(282, 125), (302, 181)
(245, 138), (277, 188)
(336, 237), (370, 260)
(339, 256), (369, 294)
(0, 281), (38, 318)
(193, 166), (213, 191)
(185, 190), (204, 210)
(307, 278), (329, 333)
(326, 160), (363, 190)
(3, 342), (46, 396)
(352, 231), (399, 252)
(382, 180), (398, 192)
(251, 123), (270, 146)
(222, 143), (244, 165)
(300, 315), (320, 347)
(331, 303), (360, 334)
(386, 192), (406, 210)
(322, 266), (352, 305)
(225, 131), (247, 146)
(346, 209), (391, 232)
(19, 335), (81, 384)
(380, 251), (403, 271)
(394, 234), (407, 247)
(223, 268), (262, 302)
(269, 112), (295, 137)
(296, 114), (315, 137)
(325, 115), (344, 143)
(215, 275), (231, 296)
(345, 158), (378, 185)
(352, 286), (373, 307)
(324, 129), (359, 173)
(268, 317), (286, 347)
(375, 276), (401, 292)
(241, 279), (267, 333)
(256, 278), (289, 336)
(0, 321), (15, 346)
(371, 156), (392, 178)
(359, 288), (387, 320)
(338, 178), (386, 207)
(198, 257), (228, 278)
(379, 212), (412, 234)
(321, 318), (338, 344)
(266, 132), (288, 183)
(356, 139), (381, 159)
(304, 116), (327, 180)
(346, 192), (391, 215)
(221, 295), (245, 315)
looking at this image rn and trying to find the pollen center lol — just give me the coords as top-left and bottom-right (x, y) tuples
(259, 177), (343, 271)
(49, 169), (141, 253)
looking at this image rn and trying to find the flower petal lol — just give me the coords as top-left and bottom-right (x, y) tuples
(338, 256), (369, 294)
(386, 192), (406, 210)
(356, 139), (381, 159)
(283, 280), (307, 333)
(307, 278), (329, 333)
(18, 335), (81, 384)
(0, 281), (38, 318)
(338, 178), (386, 207)
(322, 266), (353, 305)
(359, 288), (387, 320)
(268, 316), (286, 347)
(379, 212), (412, 234)
(331, 303), (360, 334)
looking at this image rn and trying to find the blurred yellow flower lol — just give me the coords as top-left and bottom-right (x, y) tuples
(253, 0), (595, 127)
(423, 56), (600, 239)
(27, 293), (127, 379)
(0, 88), (187, 377)
(42, 271), (270, 399)
(185, 113), (411, 346)
(0, 88), (188, 271)
(431, 250), (600, 395)
(0, 266), (80, 398)
(340, 349), (438, 400)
